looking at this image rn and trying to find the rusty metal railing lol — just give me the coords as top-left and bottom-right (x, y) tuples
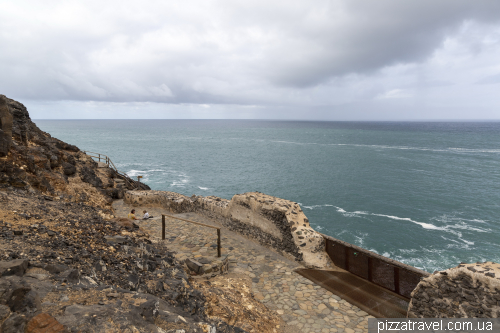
(162, 214), (221, 257)
(322, 234), (430, 299)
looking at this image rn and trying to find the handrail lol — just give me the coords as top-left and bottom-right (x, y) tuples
(161, 214), (221, 257)
(83, 150), (138, 190)
(322, 233), (429, 299)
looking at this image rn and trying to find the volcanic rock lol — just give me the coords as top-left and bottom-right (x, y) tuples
(0, 259), (29, 277)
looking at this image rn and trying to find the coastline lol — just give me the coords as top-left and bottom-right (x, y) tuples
(2, 95), (500, 331)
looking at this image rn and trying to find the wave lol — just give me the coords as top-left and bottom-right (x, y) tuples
(197, 186), (210, 191)
(245, 138), (500, 155)
(301, 204), (334, 210)
(171, 179), (189, 187)
(333, 206), (488, 243)
(126, 169), (166, 177)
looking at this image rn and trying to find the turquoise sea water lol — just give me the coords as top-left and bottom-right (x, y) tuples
(35, 120), (500, 273)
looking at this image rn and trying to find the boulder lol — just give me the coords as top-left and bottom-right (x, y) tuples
(54, 140), (79, 152)
(185, 258), (203, 274)
(6, 286), (41, 314)
(25, 313), (67, 333)
(62, 153), (75, 165)
(0, 304), (10, 322)
(79, 166), (102, 188)
(1, 313), (28, 333)
(61, 162), (76, 176)
(0, 259), (29, 277)
(49, 155), (60, 169)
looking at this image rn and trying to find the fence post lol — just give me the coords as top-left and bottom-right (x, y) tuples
(368, 257), (373, 282)
(217, 229), (221, 257)
(162, 215), (165, 240)
(394, 266), (400, 294)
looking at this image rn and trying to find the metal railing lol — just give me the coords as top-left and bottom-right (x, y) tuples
(322, 234), (430, 299)
(162, 214), (222, 257)
(83, 151), (138, 190)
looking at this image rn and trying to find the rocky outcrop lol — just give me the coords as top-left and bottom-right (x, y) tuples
(408, 262), (500, 318)
(0, 94), (149, 208)
(125, 190), (332, 268)
(0, 191), (249, 332)
(0, 95), (288, 332)
(0, 96), (13, 157)
(0, 261), (230, 333)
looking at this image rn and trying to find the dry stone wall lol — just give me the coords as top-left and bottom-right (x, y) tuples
(124, 190), (332, 268)
(408, 262), (500, 318)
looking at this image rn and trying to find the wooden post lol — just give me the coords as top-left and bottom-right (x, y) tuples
(162, 215), (165, 240)
(345, 248), (350, 271)
(394, 266), (400, 294)
(368, 257), (373, 282)
(217, 229), (221, 257)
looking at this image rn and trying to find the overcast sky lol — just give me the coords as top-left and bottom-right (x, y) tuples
(1, 0), (500, 120)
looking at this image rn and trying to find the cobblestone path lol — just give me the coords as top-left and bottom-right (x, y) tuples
(113, 202), (373, 333)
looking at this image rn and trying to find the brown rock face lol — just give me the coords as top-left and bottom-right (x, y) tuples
(0, 96), (13, 157)
(0, 95), (149, 207)
(25, 313), (67, 333)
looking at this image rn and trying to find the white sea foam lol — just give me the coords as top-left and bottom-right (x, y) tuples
(126, 169), (165, 177)
(198, 186), (210, 190)
(335, 206), (369, 218)
(301, 204), (334, 210)
(126, 169), (145, 177)
(171, 178), (190, 187)
(254, 138), (500, 155)
(458, 238), (475, 245)
(332, 206), (486, 243)
(354, 233), (368, 247)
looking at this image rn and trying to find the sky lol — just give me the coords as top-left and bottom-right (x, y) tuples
(1, 0), (500, 120)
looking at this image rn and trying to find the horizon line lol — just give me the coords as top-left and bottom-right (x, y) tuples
(32, 118), (500, 122)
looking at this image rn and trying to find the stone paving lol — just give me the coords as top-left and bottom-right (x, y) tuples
(113, 202), (373, 333)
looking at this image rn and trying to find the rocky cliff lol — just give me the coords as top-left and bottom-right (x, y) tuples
(0, 94), (148, 209)
(0, 95), (277, 332)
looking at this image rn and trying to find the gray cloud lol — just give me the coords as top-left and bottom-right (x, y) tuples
(0, 0), (500, 119)
(477, 73), (500, 85)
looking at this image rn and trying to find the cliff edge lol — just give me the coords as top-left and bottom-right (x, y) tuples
(1, 95), (283, 332)
(0, 94), (148, 210)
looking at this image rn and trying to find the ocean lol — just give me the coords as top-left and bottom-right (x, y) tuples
(35, 119), (500, 273)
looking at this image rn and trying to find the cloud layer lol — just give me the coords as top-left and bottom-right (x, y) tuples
(1, 0), (500, 119)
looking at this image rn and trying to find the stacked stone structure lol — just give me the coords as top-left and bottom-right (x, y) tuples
(408, 262), (500, 318)
(125, 190), (332, 268)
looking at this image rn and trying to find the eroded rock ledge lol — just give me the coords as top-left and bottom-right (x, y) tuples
(408, 262), (500, 318)
(125, 190), (332, 269)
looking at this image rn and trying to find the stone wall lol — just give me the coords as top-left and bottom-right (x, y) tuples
(408, 262), (500, 318)
(124, 190), (332, 268)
